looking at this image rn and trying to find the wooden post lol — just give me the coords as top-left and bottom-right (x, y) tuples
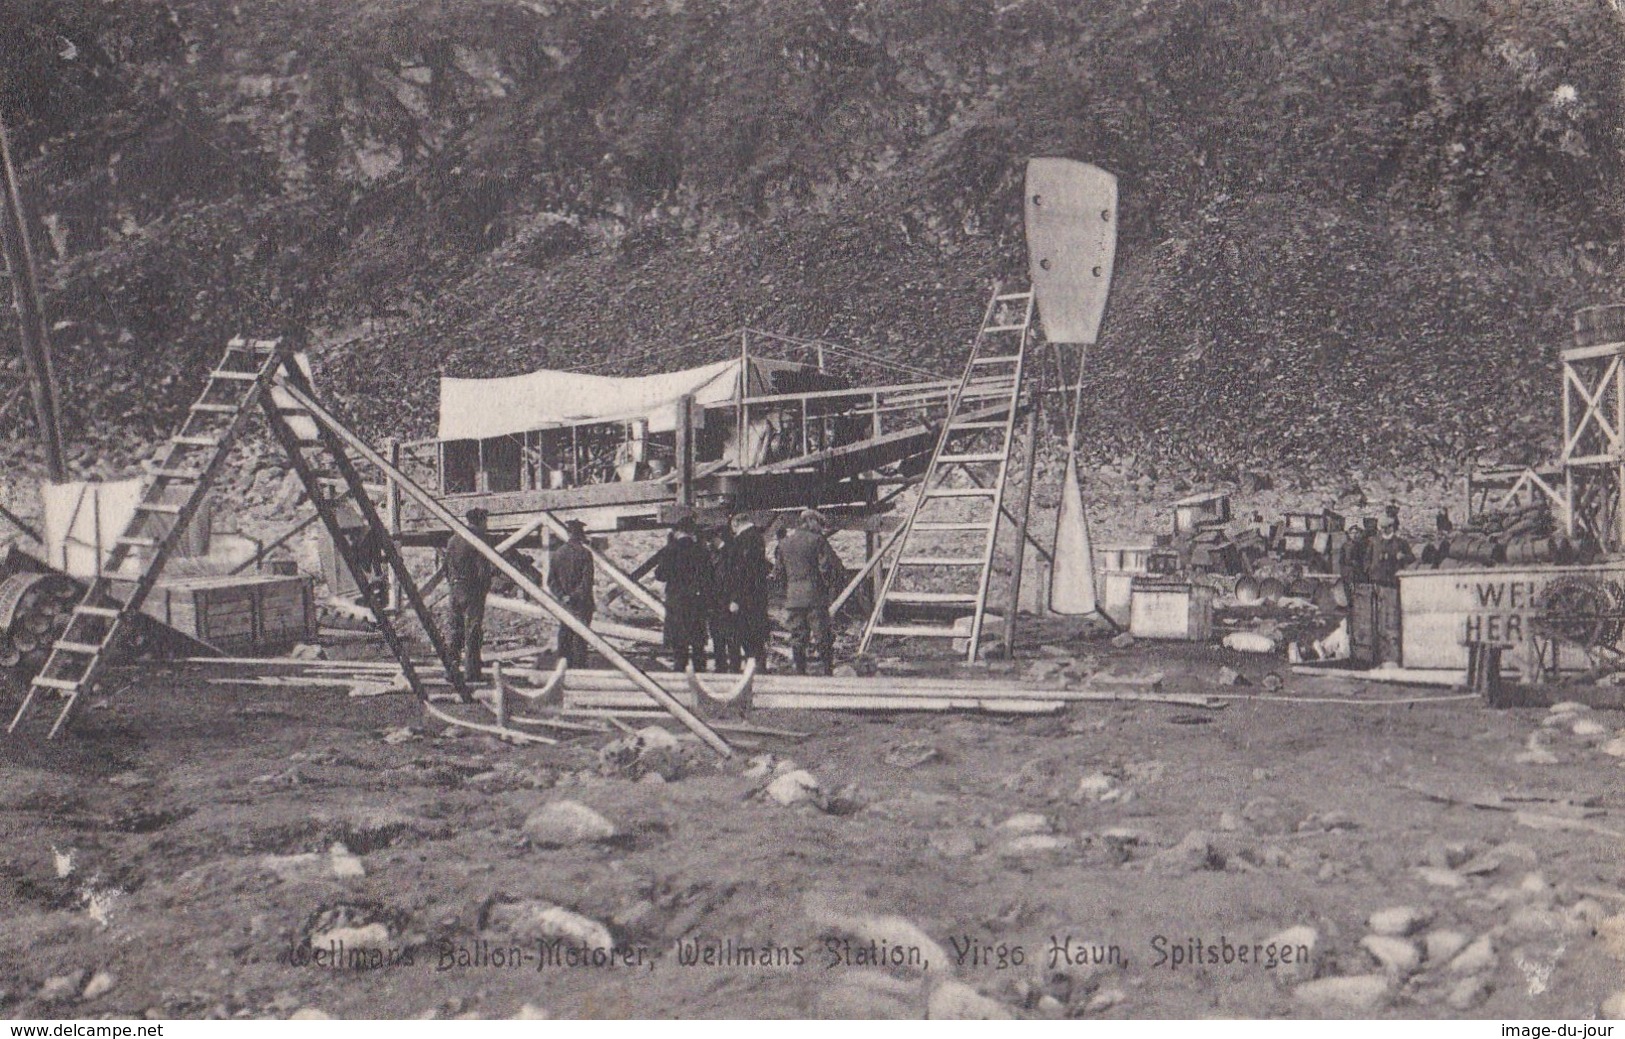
(1003, 403), (1041, 659)
(675, 393), (695, 507)
(0, 111), (67, 483)
(385, 437), (402, 611)
(737, 330), (749, 467)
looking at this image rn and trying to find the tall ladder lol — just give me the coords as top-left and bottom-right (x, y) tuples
(8, 337), (287, 738)
(858, 285), (1035, 663)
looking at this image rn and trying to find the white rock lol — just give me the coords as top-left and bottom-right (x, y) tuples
(1549, 700), (1588, 715)
(80, 971), (115, 1001)
(1367, 905), (1431, 937)
(313, 922), (389, 950)
(1076, 772), (1119, 801)
(1414, 866), (1465, 888)
(487, 902), (613, 952)
(927, 980), (1012, 1020)
(740, 754), (779, 779)
(1515, 748), (1560, 765)
(329, 843), (366, 879)
(999, 834), (1074, 856)
(765, 769), (821, 807)
(1293, 974), (1390, 1013)
(1448, 976), (1493, 1011)
(1448, 935), (1496, 974)
(1086, 987), (1126, 1012)
(288, 1008), (330, 1020)
(999, 812), (1052, 835)
(1035, 994), (1067, 1018)
(523, 801), (617, 845)
(1222, 631), (1277, 654)
(1602, 737), (1625, 758)
(803, 902), (947, 976)
(1602, 990), (1625, 1020)
(1423, 929), (1470, 964)
(1265, 926), (1320, 981)
(1518, 872), (1551, 895)
(634, 725), (681, 753)
(512, 1004), (548, 1020)
(1573, 719), (1608, 738)
(1361, 935), (1421, 975)
(37, 971), (85, 1001)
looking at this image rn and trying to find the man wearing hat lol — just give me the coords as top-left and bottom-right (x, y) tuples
(548, 518), (596, 668)
(719, 511), (772, 671)
(447, 507), (494, 681)
(774, 509), (842, 675)
(655, 517), (712, 671)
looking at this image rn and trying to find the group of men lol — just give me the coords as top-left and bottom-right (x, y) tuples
(1336, 508), (1416, 589)
(655, 508), (842, 675)
(442, 505), (846, 681)
(1337, 507), (1416, 667)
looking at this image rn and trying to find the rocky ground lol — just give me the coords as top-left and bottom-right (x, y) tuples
(1, 618), (1623, 1020)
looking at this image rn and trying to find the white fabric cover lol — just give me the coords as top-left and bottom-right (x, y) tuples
(1048, 453), (1099, 614)
(438, 358), (743, 440)
(41, 478), (147, 578)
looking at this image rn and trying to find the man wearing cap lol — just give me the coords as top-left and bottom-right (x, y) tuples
(655, 517), (712, 671)
(548, 519), (596, 669)
(720, 511), (772, 671)
(447, 507), (494, 681)
(774, 509), (842, 675)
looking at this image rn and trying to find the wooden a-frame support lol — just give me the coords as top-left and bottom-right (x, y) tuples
(272, 374), (733, 757)
(262, 360), (472, 707)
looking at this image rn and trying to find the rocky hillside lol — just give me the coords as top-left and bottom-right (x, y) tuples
(3, 0), (1624, 485)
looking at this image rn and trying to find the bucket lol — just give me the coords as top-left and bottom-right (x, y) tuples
(1259, 577), (1286, 603)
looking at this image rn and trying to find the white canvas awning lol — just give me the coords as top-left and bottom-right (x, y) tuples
(437, 357), (810, 440)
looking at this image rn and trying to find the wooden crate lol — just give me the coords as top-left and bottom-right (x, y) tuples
(142, 573), (316, 654)
(1129, 579), (1214, 640)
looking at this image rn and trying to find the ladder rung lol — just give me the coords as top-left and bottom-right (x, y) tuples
(136, 501), (184, 514)
(190, 402), (240, 414)
(924, 487), (997, 498)
(116, 536), (159, 547)
(172, 436), (220, 448)
(897, 556), (985, 567)
(936, 453), (1006, 464)
(983, 324), (1028, 333)
(970, 355), (1020, 365)
(884, 592), (980, 605)
(949, 421), (1006, 430)
(227, 340), (279, 354)
(869, 624), (964, 638)
(52, 641), (102, 655)
(209, 370), (261, 381)
(32, 676), (82, 691)
(75, 606), (121, 619)
(911, 522), (993, 532)
(150, 468), (200, 481)
(995, 292), (1033, 302)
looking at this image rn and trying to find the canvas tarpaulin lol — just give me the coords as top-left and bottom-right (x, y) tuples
(438, 359), (745, 440)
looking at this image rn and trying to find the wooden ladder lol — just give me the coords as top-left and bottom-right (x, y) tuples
(857, 285), (1035, 663)
(8, 338), (287, 738)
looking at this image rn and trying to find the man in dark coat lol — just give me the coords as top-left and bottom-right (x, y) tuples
(655, 518), (711, 671)
(706, 525), (741, 673)
(446, 507), (494, 681)
(721, 511), (772, 671)
(774, 509), (842, 675)
(548, 519), (596, 668)
(1369, 516), (1416, 588)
